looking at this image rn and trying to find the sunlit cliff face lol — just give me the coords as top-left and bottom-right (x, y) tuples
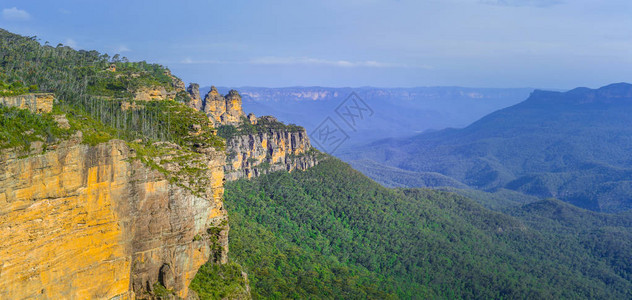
(0, 138), (228, 299)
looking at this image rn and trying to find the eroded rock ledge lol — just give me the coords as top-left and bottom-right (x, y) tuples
(0, 93), (54, 113)
(187, 83), (323, 181)
(224, 121), (320, 181)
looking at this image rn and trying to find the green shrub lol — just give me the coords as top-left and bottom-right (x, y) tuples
(190, 261), (249, 300)
(0, 79), (36, 96)
(0, 105), (72, 151)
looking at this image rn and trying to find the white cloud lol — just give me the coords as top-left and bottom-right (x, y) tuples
(252, 57), (355, 67)
(177, 56), (430, 69)
(2, 7), (31, 21)
(180, 58), (224, 64)
(180, 56), (430, 69)
(64, 38), (77, 49)
(115, 45), (131, 53)
(58, 9), (71, 15)
(249, 57), (430, 69)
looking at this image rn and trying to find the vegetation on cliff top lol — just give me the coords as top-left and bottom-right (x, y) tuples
(217, 116), (304, 140)
(0, 28), (223, 153)
(86, 60), (177, 98)
(0, 105), (72, 151)
(204, 157), (632, 299)
(0, 78), (37, 96)
(0, 28), (226, 199)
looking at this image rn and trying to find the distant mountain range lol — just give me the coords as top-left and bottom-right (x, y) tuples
(341, 83), (632, 213)
(201, 86), (533, 149)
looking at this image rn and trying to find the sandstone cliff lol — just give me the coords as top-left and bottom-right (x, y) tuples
(133, 71), (187, 102)
(224, 116), (320, 181)
(134, 85), (172, 101)
(0, 93), (54, 113)
(0, 135), (228, 299)
(0, 79), (317, 298)
(0, 28), (254, 299)
(187, 83), (202, 111)
(186, 83), (322, 181)
(187, 85), (245, 127)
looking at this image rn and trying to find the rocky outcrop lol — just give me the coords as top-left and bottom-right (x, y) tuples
(0, 93), (54, 113)
(223, 90), (244, 125)
(134, 85), (170, 101)
(0, 136), (227, 299)
(133, 71), (187, 102)
(224, 118), (320, 181)
(247, 113), (257, 125)
(187, 83), (202, 111)
(186, 84), (321, 181)
(167, 70), (186, 93)
(200, 86), (245, 126)
(186, 84), (250, 127)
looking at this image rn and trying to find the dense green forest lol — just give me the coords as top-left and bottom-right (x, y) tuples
(342, 83), (632, 212)
(4, 27), (632, 299)
(0, 29), (222, 152)
(193, 157), (632, 299)
(0, 78), (37, 96)
(217, 115), (304, 140)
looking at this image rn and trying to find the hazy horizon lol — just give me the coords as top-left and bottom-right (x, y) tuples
(2, 0), (631, 90)
(3, 3), (632, 299)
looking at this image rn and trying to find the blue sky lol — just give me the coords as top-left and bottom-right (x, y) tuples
(1, 0), (631, 89)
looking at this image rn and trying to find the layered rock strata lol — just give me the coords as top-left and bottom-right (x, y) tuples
(0, 93), (54, 113)
(0, 136), (227, 299)
(185, 83), (321, 181)
(187, 85), (245, 127)
(224, 126), (319, 181)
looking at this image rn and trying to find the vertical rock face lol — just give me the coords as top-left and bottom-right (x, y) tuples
(0, 138), (227, 299)
(186, 85), (322, 181)
(0, 93), (54, 113)
(223, 90), (244, 125)
(202, 86), (245, 126)
(187, 83), (202, 111)
(224, 124), (320, 181)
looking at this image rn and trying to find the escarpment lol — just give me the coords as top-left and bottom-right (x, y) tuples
(185, 85), (245, 126)
(133, 70), (187, 101)
(0, 93), (54, 113)
(0, 134), (227, 299)
(0, 28), (255, 299)
(0, 25), (321, 298)
(187, 83), (323, 181)
(224, 116), (320, 181)
(0, 79), (318, 299)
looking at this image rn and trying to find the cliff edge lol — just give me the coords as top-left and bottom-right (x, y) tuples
(187, 83), (323, 181)
(0, 28), (321, 299)
(0, 134), (227, 299)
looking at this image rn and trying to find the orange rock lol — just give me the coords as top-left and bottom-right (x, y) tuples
(0, 138), (227, 299)
(0, 93), (54, 113)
